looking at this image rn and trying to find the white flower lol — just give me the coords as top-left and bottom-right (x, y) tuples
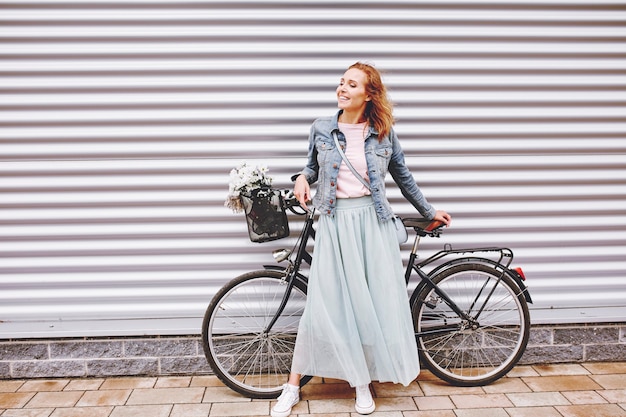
(225, 162), (273, 212)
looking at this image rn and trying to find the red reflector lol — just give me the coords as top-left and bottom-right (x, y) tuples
(514, 267), (526, 280)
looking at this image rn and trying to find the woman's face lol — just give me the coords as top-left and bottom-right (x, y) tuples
(336, 68), (370, 114)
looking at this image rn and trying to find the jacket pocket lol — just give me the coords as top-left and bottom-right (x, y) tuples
(374, 146), (392, 173)
(315, 138), (335, 165)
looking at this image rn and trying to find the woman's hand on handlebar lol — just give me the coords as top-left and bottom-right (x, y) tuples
(294, 174), (311, 210)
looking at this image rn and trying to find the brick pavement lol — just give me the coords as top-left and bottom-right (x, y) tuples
(1, 362), (625, 417)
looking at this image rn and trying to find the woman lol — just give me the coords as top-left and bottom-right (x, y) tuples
(271, 62), (451, 417)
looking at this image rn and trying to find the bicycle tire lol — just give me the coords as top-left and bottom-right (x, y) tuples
(412, 262), (530, 386)
(201, 269), (312, 399)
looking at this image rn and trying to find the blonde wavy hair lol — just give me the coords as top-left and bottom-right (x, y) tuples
(349, 62), (395, 141)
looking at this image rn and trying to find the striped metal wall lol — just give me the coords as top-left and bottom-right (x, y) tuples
(1, 0), (625, 338)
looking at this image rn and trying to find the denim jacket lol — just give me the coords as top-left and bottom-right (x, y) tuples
(293, 111), (437, 222)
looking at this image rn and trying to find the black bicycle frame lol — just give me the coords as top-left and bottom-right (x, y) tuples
(407, 246), (524, 337)
(413, 266), (476, 325)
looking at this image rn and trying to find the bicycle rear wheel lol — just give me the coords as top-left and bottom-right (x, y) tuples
(413, 262), (530, 386)
(202, 269), (311, 398)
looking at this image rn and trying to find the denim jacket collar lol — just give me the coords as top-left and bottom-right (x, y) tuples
(331, 110), (379, 139)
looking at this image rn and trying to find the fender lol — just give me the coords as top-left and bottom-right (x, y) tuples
(411, 257), (532, 306)
(262, 264), (310, 286)
(263, 264), (287, 272)
(508, 267), (533, 304)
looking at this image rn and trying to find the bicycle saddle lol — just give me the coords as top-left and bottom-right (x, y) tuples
(402, 218), (444, 237)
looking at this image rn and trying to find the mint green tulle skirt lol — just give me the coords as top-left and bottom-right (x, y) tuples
(291, 196), (420, 387)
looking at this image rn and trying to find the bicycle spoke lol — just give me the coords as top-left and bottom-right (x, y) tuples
(239, 337), (267, 383)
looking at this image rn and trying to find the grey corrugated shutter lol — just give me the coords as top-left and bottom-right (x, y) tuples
(1, 0), (625, 338)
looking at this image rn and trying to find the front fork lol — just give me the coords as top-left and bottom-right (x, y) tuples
(260, 264), (297, 334)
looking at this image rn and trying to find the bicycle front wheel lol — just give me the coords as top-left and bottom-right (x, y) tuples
(201, 269), (309, 398)
(413, 262), (530, 386)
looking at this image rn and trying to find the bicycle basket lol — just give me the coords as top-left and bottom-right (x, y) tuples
(240, 188), (290, 243)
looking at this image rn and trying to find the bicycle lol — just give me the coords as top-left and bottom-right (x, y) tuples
(202, 189), (532, 399)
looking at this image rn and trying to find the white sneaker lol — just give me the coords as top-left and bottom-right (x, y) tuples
(271, 383), (300, 417)
(355, 384), (376, 415)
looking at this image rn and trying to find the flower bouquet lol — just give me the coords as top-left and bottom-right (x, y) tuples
(225, 162), (273, 213)
(225, 162), (289, 243)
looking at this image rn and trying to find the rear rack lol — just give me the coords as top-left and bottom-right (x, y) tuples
(418, 245), (514, 270)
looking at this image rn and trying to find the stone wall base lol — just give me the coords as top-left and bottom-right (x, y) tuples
(1, 322), (624, 379)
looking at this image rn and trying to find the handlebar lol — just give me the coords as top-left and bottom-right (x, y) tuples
(280, 189), (309, 215)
